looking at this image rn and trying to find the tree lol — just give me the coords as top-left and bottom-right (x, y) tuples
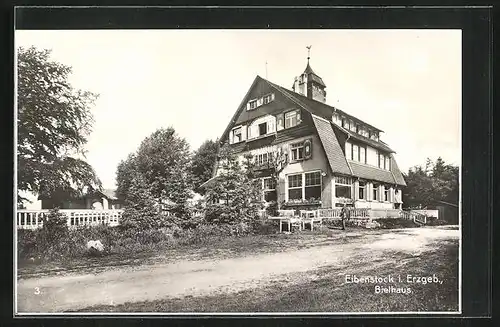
(204, 145), (263, 225)
(115, 127), (192, 218)
(402, 157), (459, 209)
(190, 139), (219, 194)
(120, 172), (167, 230)
(17, 46), (101, 205)
(266, 146), (289, 212)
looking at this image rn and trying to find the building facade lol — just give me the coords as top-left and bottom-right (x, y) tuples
(213, 59), (406, 210)
(39, 189), (123, 210)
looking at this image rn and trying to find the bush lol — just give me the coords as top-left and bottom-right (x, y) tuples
(17, 229), (37, 259)
(374, 218), (419, 229)
(252, 219), (279, 235)
(425, 216), (449, 226)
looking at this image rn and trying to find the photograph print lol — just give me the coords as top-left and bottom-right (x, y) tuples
(15, 28), (461, 314)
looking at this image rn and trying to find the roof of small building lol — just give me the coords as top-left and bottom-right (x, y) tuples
(100, 189), (118, 200)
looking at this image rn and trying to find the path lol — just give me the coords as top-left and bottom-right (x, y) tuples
(16, 226), (459, 313)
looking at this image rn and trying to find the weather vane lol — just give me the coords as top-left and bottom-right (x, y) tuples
(306, 45), (312, 62)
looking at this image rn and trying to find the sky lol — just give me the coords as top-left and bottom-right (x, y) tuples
(15, 29), (461, 190)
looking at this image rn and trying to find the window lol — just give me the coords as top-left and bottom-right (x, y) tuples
(332, 113), (341, 125)
(359, 181), (366, 200)
(248, 99), (258, 110)
(373, 184), (379, 201)
(360, 146), (366, 163)
(232, 127), (242, 143)
(263, 177), (277, 202)
(285, 110), (301, 128)
(347, 143), (366, 163)
(345, 142), (352, 159)
(288, 174), (303, 200)
(350, 120), (356, 132)
(247, 93), (275, 111)
(290, 141), (305, 161)
(378, 152), (390, 170)
(384, 186), (390, 202)
(263, 93), (275, 104)
(342, 118), (347, 128)
(335, 176), (352, 199)
(254, 152), (273, 166)
(287, 171), (322, 201)
(352, 145), (359, 161)
(305, 172), (321, 200)
(258, 122), (267, 136)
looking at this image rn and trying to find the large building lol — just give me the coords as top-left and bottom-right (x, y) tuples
(213, 56), (406, 210)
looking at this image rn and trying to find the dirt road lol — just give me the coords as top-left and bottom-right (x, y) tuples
(16, 226), (459, 313)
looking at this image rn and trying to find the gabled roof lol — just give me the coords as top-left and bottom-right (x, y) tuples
(99, 189), (118, 200)
(270, 81), (383, 133)
(218, 75), (406, 186)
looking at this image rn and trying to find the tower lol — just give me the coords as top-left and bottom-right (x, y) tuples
(292, 46), (327, 103)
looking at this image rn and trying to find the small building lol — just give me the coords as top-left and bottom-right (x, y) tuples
(427, 200), (459, 224)
(39, 189), (124, 210)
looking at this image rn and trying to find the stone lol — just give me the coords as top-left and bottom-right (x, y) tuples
(365, 220), (381, 229)
(86, 240), (105, 255)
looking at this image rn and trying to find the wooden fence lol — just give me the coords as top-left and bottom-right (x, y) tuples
(17, 209), (123, 230)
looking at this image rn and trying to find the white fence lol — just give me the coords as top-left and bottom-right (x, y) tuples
(17, 209), (123, 230)
(411, 210), (439, 219)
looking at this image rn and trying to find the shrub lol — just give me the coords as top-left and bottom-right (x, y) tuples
(374, 218), (419, 229)
(425, 216), (449, 226)
(17, 229), (37, 260)
(34, 208), (71, 260)
(252, 218), (279, 235)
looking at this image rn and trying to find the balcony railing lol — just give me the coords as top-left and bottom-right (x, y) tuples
(17, 209), (123, 230)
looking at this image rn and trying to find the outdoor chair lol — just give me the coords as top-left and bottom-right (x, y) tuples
(300, 210), (322, 231)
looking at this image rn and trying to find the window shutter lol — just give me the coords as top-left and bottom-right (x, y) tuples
(271, 93), (275, 101)
(304, 138), (312, 159)
(241, 125), (247, 141)
(297, 111), (302, 122)
(268, 119), (276, 133)
(276, 113), (284, 131)
(229, 131), (234, 144)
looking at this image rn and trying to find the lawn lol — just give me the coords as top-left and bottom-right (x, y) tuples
(68, 232), (459, 313)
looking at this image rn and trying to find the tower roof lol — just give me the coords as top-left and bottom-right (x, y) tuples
(303, 62), (326, 87)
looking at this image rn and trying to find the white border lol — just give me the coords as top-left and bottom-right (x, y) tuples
(13, 25), (463, 317)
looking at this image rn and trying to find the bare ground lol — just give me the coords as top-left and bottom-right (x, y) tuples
(16, 226), (459, 313)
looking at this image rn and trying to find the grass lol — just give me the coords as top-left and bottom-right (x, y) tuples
(17, 229), (369, 279)
(72, 237), (459, 313)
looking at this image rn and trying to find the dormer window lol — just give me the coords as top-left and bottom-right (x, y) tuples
(285, 110), (301, 129)
(246, 93), (275, 111)
(369, 130), (379, 141)
(248, 99), (258, 110)
(263, 93), (275, 104)
(248, 115), (276, 140)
